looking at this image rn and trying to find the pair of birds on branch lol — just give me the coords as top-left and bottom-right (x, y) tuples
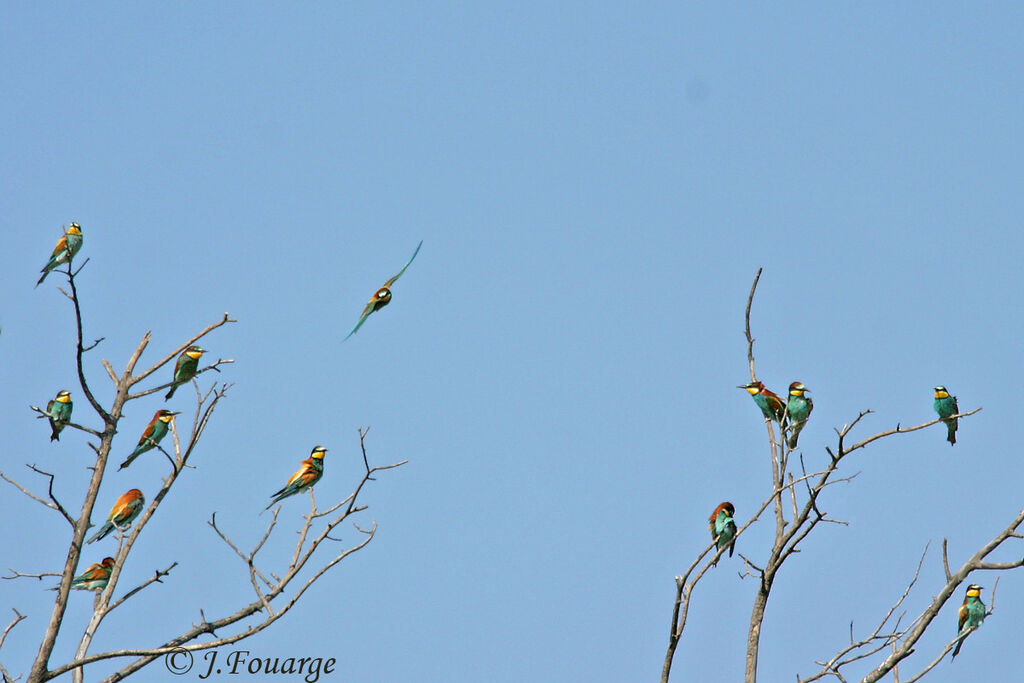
(738, 381), (813, 449)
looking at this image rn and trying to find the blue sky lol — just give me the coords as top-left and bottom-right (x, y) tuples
(2, 3), (1023, 682)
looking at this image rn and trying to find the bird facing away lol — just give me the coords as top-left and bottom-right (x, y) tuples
(344, 240), (423, 341)
(69, 557), (115, 591)
(708, 501), (737, 566)
(739, 381), (787, 425)
(266, 446), (327, 510)
(165, 346), (206, 400)
(86, 489), (145, 544)
(119, 410), (179, 470)
(786, 382), (813, 449)
(36, 223), (83, 287)
(934, 386), (959, 446)
(952, 583), (985, 660)
(46, 390), (73, 441)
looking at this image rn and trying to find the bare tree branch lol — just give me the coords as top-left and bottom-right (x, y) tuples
(0, 608), (26, 683)
(798, 544), (929, 682)
(2, 570), (61, 582)
(0, 468), (74, 527)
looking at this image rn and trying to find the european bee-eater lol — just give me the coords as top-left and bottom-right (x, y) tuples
(165, 346), (205, 400)
(119, 410), (179, 470)
(786, 382), (813, 449)
(46, 390), (73, 441)
(266, 446), (327, 510)
(952, 583), (985, 660)
(933, 386), (959, 446)
(709, 501), (737, 566)
(86, 489), (145, 544)
(344, 240), (423, 341)
(36, 223), (83, 287)
(69, 557), (115, 591)
(739, 381), (786, 424)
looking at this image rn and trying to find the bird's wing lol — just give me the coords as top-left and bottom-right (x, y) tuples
(958, 601), (968, 632)
(285, 461), (314, 488)
(83, 563), (107, 581)
(383, 240), (423, 288)
(343, 302), (376, 341)
(112, 495), (140, 522)
(52, 235), (69, 258)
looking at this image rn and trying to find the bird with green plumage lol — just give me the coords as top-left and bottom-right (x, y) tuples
(120, 409), (179, 469)
(933, 386), (959, 446)
(36, 223), (83, 287)
(344, 241), (423, 341)
(785, 382), (813, 449)
(45, 390), (73, 441)
(738, 381), (786, 425)
(66, 557), (115, 592)
(266, 446), (327, 510)
(952, 583), (985, 660)
(165, 346), (206, 400)
(708, 501), (736, 566)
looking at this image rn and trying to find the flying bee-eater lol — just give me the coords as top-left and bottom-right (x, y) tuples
(68, 557), (115, 591)
(46, 390), (73, 441)
(86, 489), (145, 543)
(952, 583), (985, 660)
(708, 501), (737, 566)
(933, 386), (959, 446)
(786, 382), (813, 449)
(739, 381), (787, 425)
(165, 346), (206, 400)
(36, 223), (83, 287)
(344, 240), (423, 341)
(266, 446), (327, 510)
(119, 410), (179, 469)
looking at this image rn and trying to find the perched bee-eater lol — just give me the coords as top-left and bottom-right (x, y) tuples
(69, 557), (115, 591)
(86, 489), (145, 544)
(739, 381), (786, 424)
(165, 346), (206, 400)
(785, 382), (813, 449)
(708, 501), (737, 566)
(46, 390), (73, 441)
(266, 446), (327, 510)
(344, 240), (423, 341)
(933, 386), (959, 446)
(36, 223), (83, 287)
(952, 583), (985, 660)
(119, 410), (179, 470)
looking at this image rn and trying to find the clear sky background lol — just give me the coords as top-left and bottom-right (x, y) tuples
(2, 4), (1023, 682)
